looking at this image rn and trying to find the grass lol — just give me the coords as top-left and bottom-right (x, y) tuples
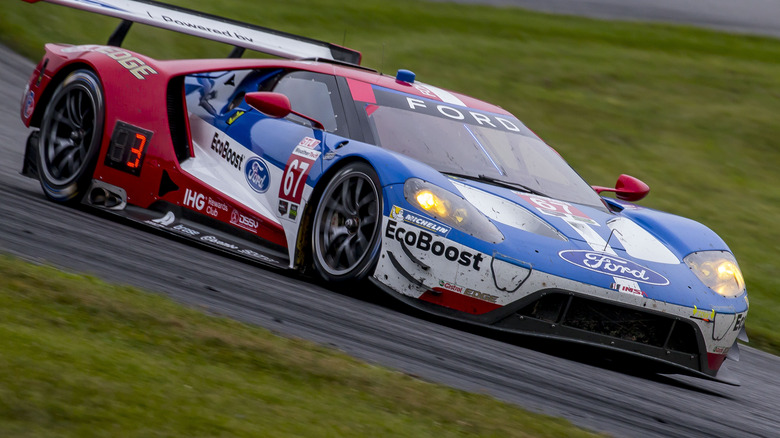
(0, 255), (600, 437)
(0, 0), (777, 378)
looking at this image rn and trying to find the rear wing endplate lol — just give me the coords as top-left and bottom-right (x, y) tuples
(22, 0), (362, 64)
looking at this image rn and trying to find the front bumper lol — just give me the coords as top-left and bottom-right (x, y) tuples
(372, 216), (746, 383)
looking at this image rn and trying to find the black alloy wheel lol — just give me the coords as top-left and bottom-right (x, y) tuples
(312, 162), (383, 282)
(37, 69), (105, 203)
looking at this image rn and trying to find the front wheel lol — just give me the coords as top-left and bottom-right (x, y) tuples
(311, 162), (383, 282)
(37, 69), (105, 203)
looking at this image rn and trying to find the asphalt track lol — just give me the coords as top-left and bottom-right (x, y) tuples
(1, 16), (779, 438)
(439, 0), (780, 38)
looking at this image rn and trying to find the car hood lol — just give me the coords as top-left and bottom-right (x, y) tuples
(447, 177), (747, 312)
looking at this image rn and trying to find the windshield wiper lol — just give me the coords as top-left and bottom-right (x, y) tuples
(443, 172), (548, 197)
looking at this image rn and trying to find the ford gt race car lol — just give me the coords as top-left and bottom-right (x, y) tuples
(19, 0), (749, 383)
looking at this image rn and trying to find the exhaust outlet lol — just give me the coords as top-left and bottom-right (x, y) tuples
(84, 180), (127, 210)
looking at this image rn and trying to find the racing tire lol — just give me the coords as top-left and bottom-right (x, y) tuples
(311, 162), (383, 282)
(37, 69), (105, 203)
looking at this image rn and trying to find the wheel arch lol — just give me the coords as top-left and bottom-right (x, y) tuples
(293, 155), (376, 271)
(29, 61), (101, 129)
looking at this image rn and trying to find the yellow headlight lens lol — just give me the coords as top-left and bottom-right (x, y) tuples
(403, 178), (504, 243)
(415, 190), (448, 216)
(716, 260), (745, 294)
(416, 191), (436, 209)
(684, 251), (746, 297)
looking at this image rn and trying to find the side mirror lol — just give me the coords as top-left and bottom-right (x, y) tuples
(244, 92), (324, 130)
(592, 174), (650, 202)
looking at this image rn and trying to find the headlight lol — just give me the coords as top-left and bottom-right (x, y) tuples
(684, 251), (746, 297)
(404, 178), (504, 243)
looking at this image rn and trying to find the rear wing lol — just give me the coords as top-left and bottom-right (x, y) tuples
(22, 0), (362, 65)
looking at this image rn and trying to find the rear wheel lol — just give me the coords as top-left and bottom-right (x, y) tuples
(37, 69), (104, 203)
(311, 162), (383, 282)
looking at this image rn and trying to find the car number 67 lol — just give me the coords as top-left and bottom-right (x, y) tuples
(282, 159), (309, 200)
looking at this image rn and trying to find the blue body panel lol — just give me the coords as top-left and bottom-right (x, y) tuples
(183, 68), (747, 317)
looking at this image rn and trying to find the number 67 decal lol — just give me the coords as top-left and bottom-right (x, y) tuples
(279, 143), (321, 204)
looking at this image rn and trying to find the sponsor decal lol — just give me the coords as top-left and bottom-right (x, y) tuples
(201, 235), (239, 250)
(278, 199), (300, 222)
(227, 110), (245, 125)
(733, 313), (746, 332)
(61, 45), (157, 79)
(172, 224), (200, 236)
(296, 137), (321, 149)
(386, 220), (484, 270)
(465, 288), (498, 303)
(237, 248), (278, 264)
(292, 145), (321, 161)
(404, 96), (520, 132)
(390, 205), (451, 236)
(160, 15), (255, 42)
(147, 211), (176, 227)
(230, 209), (259, 233)
(279, 137), (319, 205)
(366, 87), (519, 133)
(23, 90), (34, 119)
(691, 305), (716, 322)
(183, 188), (205, 210)
(208, 197), (228, 213)
(610, 278), (647, 298)
(516, 193), (598, 226)
(713, 346), (730, 354)
(439, 280), (463, 293)
(145, 212), (200, 237)
(182, 189), (226, 218)
(244, 157), (270, 193)
(435, 280), (499, 304)
(559, 250), (670, 285)
(211, 132), (245, 170)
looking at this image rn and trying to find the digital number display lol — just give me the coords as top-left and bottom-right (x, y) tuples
(104, 121), (153, 176)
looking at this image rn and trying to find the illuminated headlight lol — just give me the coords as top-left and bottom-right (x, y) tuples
(684, 251), (746, 297)
(404, 178), (504, 243)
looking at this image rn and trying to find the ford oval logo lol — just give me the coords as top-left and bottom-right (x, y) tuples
(244, 157), (270, 193)
(558, 250), (670, 286)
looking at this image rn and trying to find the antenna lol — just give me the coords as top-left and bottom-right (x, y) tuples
(381, 43), (385, 75)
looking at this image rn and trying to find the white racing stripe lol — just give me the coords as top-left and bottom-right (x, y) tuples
(417, 82), (466, 106)
(563, 219), (618, 255)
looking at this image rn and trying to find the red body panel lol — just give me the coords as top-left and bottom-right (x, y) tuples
(23, 44), (294, 246)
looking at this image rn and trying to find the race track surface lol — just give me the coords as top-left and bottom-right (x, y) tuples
(440, 0), (780, 38)
(1, 41), (779, 438)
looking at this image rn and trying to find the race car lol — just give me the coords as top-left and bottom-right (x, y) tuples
(19, 0), (748, 383)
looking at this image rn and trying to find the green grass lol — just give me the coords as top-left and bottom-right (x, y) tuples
(0, 1), (777, 348)
(0, 255), (600, 437)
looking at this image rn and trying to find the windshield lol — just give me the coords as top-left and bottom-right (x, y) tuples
(356, 86), (607, 210)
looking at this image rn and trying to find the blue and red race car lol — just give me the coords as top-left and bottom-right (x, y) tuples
(19, 0), (748, 383)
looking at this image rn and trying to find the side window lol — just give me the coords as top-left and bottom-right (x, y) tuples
(272, 71), (346, 134)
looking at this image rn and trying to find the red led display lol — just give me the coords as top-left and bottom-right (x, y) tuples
(105, 121), (153, 176)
